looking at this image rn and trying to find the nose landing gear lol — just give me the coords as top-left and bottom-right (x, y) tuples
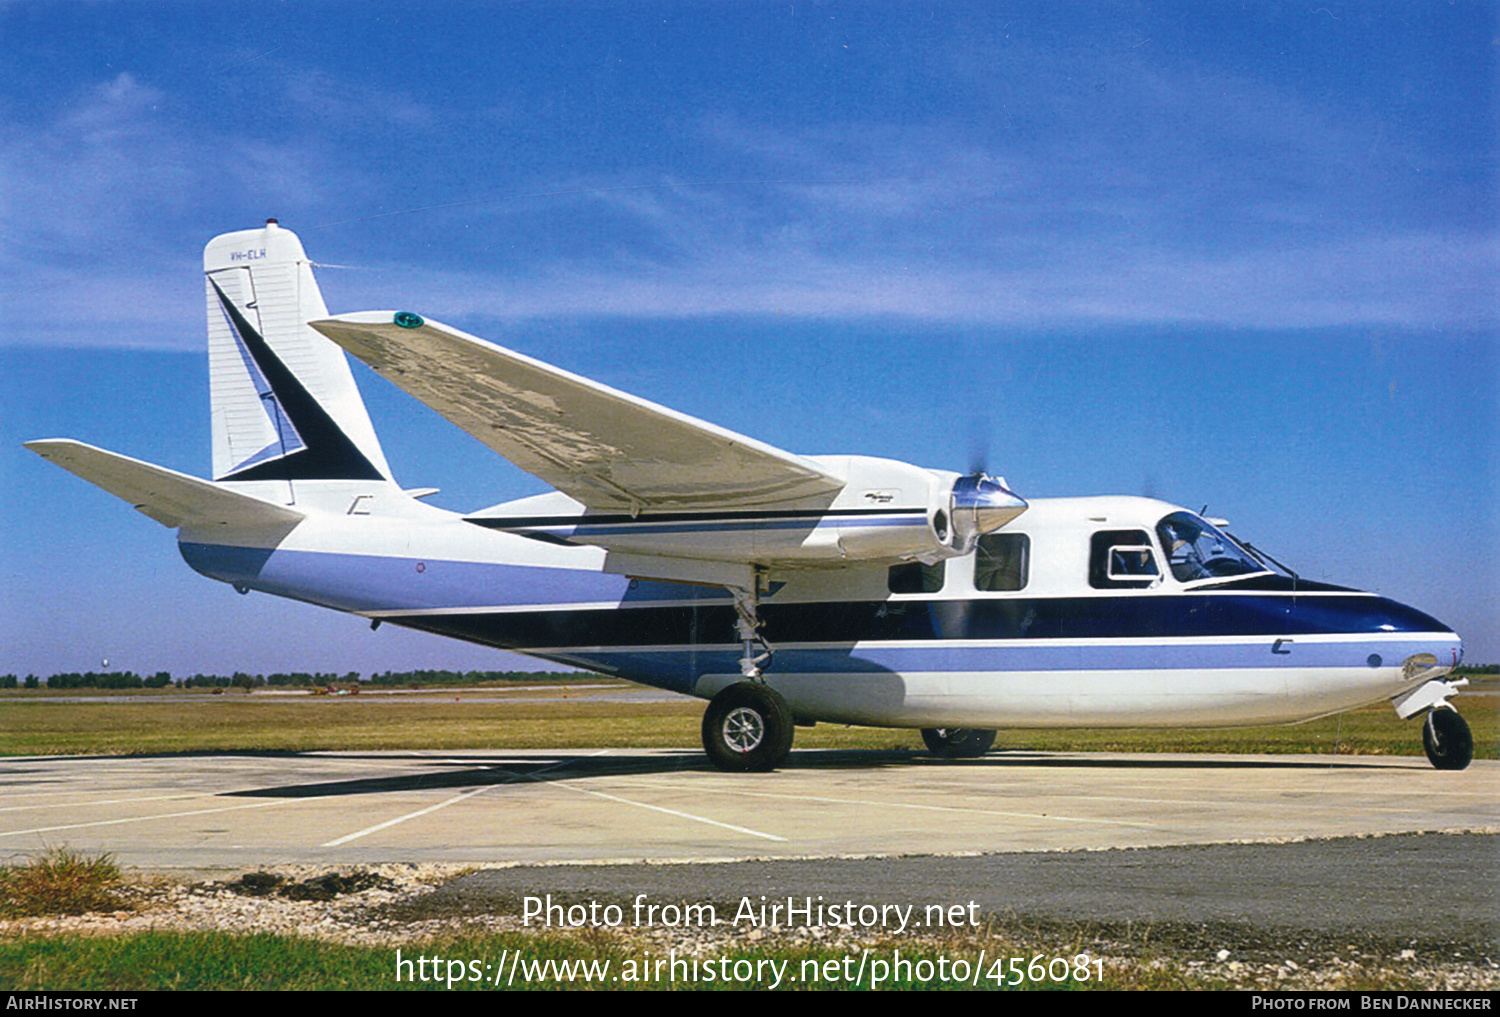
(1392, 676), (1474, 771)
(1422, 707), (1473, 771)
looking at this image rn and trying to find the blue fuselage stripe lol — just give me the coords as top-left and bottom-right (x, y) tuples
(380, 595), (1449, 648)
(179, 542), (1455, 695)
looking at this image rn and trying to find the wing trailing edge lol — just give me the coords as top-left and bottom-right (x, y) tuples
(25, 440), (304, 529)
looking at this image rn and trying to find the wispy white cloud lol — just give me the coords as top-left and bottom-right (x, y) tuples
(279, 70), (442, 133)
(0, 71), (369, 348)
(3, 23), (1492, 352)
(326, 229), (1495, 333)
(11, 200), (1488, 352)
(1, 73), (181, 246)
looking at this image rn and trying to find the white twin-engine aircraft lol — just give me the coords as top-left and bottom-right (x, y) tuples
(28, 221), (1474, 772)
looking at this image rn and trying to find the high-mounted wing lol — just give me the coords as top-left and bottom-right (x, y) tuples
(309, 313), (845, 513)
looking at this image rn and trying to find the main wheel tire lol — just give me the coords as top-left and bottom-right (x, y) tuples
(921, 727), (997, 758)
(1422, 707), (1473, 771)
(702, 682), (795, 772)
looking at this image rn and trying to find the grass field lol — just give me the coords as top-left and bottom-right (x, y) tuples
(1, 683), (1493, 760)
(3, 925), (1483, 991)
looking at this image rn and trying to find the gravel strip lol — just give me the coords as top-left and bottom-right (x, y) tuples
(4, 863), (1497, 991)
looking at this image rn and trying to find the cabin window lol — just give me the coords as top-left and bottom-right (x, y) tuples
(974, 533), (1030, 591)
(1089, 529), (1159, 589)
(888, 560), (945, 594)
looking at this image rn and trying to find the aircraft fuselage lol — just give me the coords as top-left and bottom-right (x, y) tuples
(178, 490), (1461, 731)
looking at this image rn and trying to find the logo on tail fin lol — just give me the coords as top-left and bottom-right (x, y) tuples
(211, 279), (384, 482)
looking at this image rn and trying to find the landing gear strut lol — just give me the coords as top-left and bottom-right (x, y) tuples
(921, 727), (997, 758)
(731, 581), (774, 678)
(1422, 707), (1473, 771)
(705, 574), (792, 771)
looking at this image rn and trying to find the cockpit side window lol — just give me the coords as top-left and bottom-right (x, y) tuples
(1089, 529), (1159, 590)
(889, 560), (946, 594)
(975, 533), (1030, 591)
(1156, 511), (1265, 582)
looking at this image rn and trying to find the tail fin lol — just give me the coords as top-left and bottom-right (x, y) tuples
(204, 221), (391, 483)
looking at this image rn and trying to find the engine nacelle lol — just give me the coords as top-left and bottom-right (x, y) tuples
(468, 460), (1026, 569)
(812, 460), (1023, 563)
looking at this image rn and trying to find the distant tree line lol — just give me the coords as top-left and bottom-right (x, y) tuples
(0, 671), (175, 690)
(261, 672), (361, 688)
(0, 668), (587, 689)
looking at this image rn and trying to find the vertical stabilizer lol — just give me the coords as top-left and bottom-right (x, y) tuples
(204, 221), (391, 483)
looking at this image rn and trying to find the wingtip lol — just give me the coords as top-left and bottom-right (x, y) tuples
(309, 311), (407, 328)
(23, 438), (77, 456)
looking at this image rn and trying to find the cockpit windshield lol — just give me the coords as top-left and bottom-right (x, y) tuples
(1155, 511), (1268, 583)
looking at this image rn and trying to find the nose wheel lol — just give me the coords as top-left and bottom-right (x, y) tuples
(1422, 707), (1473, 771)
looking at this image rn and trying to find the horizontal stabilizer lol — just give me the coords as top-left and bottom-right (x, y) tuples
(25, 439), (304, 529)
(309, 313), (844, 513)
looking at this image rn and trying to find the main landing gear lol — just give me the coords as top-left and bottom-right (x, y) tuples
(1422, 707), (1473, 771)
(921, 727), (997, 758)
(703, 577), (796, 771)
(702, 682), (795, 772)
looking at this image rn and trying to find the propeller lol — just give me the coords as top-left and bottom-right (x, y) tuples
(967, 414), (991, 476)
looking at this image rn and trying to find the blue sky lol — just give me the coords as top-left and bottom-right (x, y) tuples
(1, 1), (1495, 675)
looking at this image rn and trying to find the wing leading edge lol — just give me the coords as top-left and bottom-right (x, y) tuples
(309, 313), (845, 514)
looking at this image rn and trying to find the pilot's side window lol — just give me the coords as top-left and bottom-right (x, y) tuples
(888, 560), (945, 594)
(974, 533), (1029, 592)
(1089, 529), (1159, 590)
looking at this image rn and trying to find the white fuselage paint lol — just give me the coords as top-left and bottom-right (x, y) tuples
(180, 491), (1462, 732)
